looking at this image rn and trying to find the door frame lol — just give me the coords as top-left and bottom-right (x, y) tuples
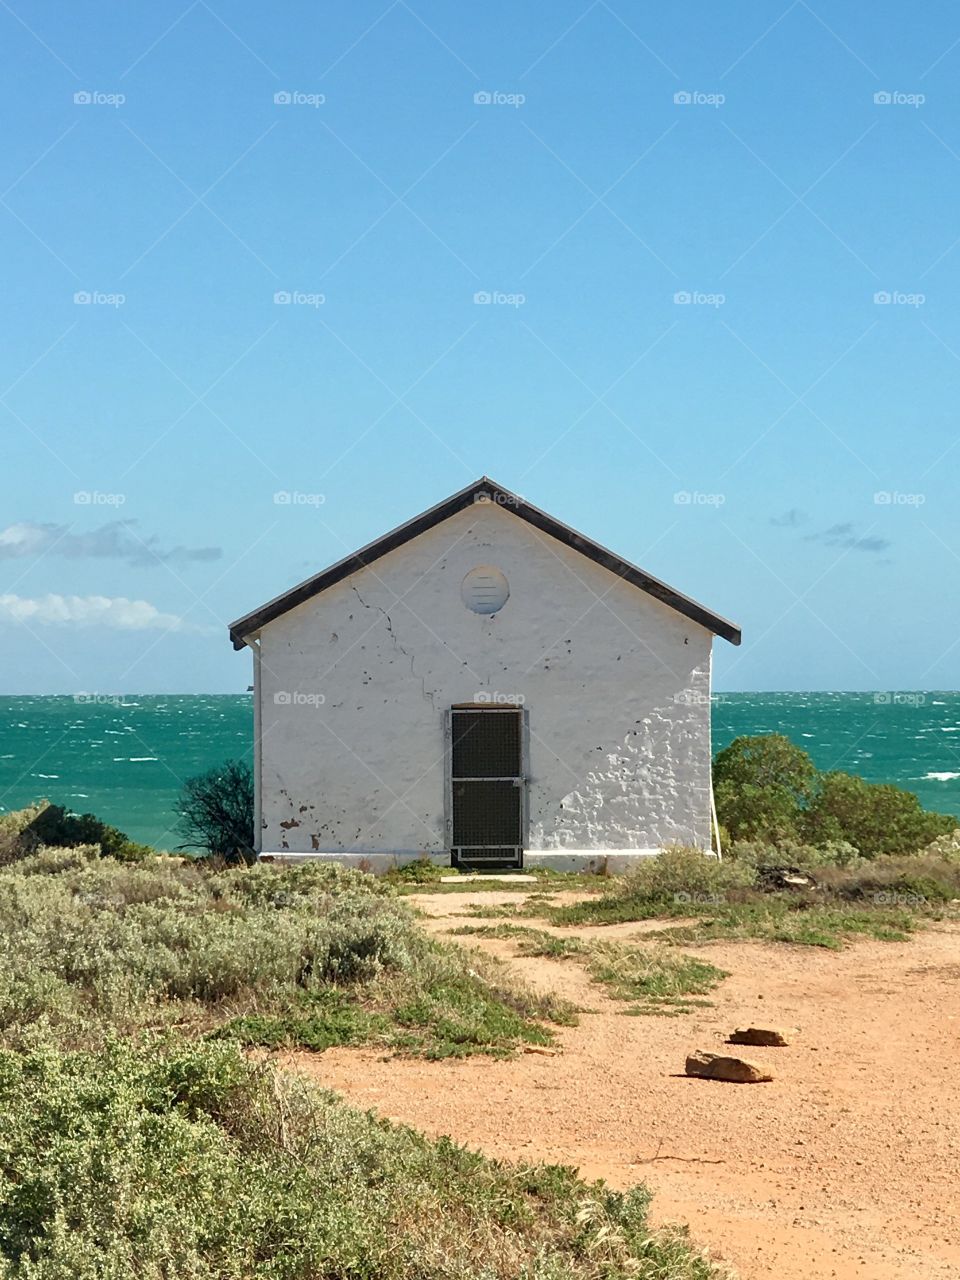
(443, 704), (529, 866)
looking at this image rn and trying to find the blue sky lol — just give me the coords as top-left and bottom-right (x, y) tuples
(2, 0), (959, 693)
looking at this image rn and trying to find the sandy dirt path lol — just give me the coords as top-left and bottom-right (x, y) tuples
(285, 889), (960, 1280)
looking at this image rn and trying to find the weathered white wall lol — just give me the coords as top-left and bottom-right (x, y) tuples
(253, 499), (714, 858)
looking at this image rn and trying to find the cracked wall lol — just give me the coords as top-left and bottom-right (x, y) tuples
(255, 501), (714, 855)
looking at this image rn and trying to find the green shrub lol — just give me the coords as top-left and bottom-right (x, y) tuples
(922, 827), (960, 861)
(713, 734), (816, 841)
(175, 760), (254, 863)
(0, 803), (48, 865)
(383, 857), (449, 885)
(622, 845), (756, 900)
(0, 1038), (720, 1279)
(28, 804), (153, 862)
(815, 854), (960, 905)
(552, 846), (756, 925)
(714, 734), (958, 858)
(726, 837), (863, 869)
(0, 856), (570, 1057)
(0, 802), (152, 866)
(546, 846), (959, 948)
(800, 772), (957, 858)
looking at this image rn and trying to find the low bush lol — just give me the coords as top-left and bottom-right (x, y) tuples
(383, 856), (451, 885)
(799, 771), (957, 857)
(0, 1037), (720, 1280)
(552, 846), (756, 926)
(726, 837), (862, 870)
(713, 734), (816, 842)
(923, 827), (960, 860)
(0, 802), (152, 866)
(176, 760), (255, 863)
(0, 803), (46, 864)
(814, 853), (960, 904)
(0, 855), (571, 1057)
(548, 845), (959, 948)
(714, 734), (958, 858)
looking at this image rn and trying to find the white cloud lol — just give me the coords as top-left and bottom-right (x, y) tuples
(0, 521), (221, 567)
(0, 524), (51, 555)
(0, 593), (190, 631)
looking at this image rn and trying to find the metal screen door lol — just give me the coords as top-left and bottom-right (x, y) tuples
(449, 707), (524, 867)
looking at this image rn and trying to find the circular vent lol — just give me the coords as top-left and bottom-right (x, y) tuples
(461, 565), (510, 615)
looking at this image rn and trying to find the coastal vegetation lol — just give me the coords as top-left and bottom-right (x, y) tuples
(0, 802), (152, 866)
(175, 759), (255, 863)
(0, 833), (720, 1279)
(547, 844), (960, 947)
(714, 733), (957, 855)
(0, 1037), (719, 1280)
(0, 730), (956, 1276)
(0, 851), (572, 1059)
(450, 921), (727, 1015)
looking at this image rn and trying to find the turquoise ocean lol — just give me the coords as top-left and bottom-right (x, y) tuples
(1, 693), (958, 849)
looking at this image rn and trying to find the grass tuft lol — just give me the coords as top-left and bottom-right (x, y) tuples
(547, 846), (960, 948)
(452, 924), (727, 1014)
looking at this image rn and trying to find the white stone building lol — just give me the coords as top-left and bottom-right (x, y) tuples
(229, 478), (740, 873)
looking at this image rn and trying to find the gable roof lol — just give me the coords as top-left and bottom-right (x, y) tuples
(228, 477), (741, 648)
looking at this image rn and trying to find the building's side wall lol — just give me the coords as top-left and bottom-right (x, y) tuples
(255, 500), (715, 858)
